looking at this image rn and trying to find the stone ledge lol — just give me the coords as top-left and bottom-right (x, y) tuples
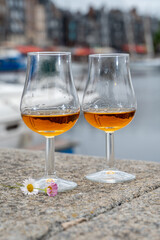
(0, 148), (160, 240)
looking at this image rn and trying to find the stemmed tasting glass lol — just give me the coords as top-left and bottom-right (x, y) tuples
(82, 54), (137, 183)
(20, 52), (80, 192)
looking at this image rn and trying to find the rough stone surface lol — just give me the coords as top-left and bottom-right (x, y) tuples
(0, 148), (160, 240)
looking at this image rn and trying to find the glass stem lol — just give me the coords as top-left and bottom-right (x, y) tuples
(45, 137), (56, 177)
(106, 132), (115, 169)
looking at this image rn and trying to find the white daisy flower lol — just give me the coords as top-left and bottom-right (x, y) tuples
(20, 178), (39, 195)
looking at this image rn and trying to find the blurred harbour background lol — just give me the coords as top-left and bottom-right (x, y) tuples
(0, 0), (160, 162)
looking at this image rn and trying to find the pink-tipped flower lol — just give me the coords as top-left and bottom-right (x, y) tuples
(46, 182), (58, 197)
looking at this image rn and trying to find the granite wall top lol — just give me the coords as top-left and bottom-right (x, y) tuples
(0, 148), (160, 240)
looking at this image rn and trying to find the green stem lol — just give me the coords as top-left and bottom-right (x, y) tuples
(16, 183), (23, 186)
(37, 188), (46, 192)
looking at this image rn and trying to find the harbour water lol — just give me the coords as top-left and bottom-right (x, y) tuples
(62, 62), (160, 163)
(0, 60), (160, 163)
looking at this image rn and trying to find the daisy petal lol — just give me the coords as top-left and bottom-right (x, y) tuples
(21, 178), (39, 195)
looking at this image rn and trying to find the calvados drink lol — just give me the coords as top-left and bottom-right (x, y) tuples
(22, 110), (80, 137)
(84, 109), (135, 132)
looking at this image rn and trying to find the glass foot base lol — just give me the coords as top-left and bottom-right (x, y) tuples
(36, 176), (77, 192)
(86, 170), (135, 183)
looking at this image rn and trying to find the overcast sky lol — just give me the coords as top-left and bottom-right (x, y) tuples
(53, 0), (160, 18)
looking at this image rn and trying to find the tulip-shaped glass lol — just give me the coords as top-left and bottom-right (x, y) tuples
(20, 52), (80, 191)
(82, 54), (137, 183)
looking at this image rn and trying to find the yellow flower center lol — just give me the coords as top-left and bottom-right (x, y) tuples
(46, 179), (55, 183)
(106, 171), (115, 175)
(27, 184), (34, 192)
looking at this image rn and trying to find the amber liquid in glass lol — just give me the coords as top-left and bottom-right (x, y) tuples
(84, 109), (135, 132)
(22, 111), (80, 137)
